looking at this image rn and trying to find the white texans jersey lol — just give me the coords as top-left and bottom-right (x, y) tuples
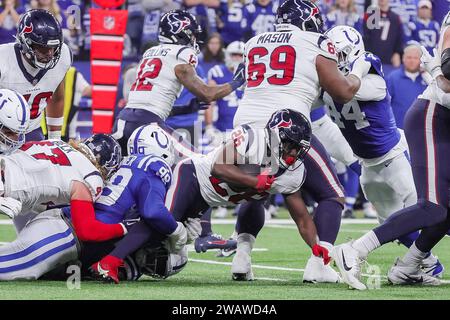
(1, 140), (104, 213)
(234, 25), (337, 128)
(126, 44), (198, 120)
(192, 125), (306, 207)
(0, 43), (72, 131)
(420, 19), (450, 106)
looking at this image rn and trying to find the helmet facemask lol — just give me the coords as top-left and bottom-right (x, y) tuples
(0, 125), (25, 155)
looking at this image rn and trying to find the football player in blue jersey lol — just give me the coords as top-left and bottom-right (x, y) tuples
(324, 26), (443, 289)
(216, 0), (251, 45)
(89, 124), (200, 283)
(241, 0), (278, 41)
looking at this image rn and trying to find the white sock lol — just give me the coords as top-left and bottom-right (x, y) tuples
(319, 241), (333, 252)
(403, 242), (428, 266)
(237, 233), (255, 255)
(422, 252), (438, 266)
(352, 231), (381, 257)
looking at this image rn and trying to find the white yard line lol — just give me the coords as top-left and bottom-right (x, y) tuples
(210, 219), (378, 225)
(264, 224), (371, 233)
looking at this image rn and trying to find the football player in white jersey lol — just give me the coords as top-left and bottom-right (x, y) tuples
(0, 9), (71, 141)
(112, 9), (246, 156)
(231, 0), (371, 283)
(0, 131), (125, 280)
(164, 109), (332, 280)
(332, 12), (450, 290)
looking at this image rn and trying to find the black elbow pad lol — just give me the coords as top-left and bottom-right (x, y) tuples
(441, 48), (450, 80)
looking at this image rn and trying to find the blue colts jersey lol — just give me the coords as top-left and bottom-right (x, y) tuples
(208, 64), (243, 131)
(323, 53), (400, 160)
(94, 155), (173, 225)
(407, 19), (440, 54)
(242, 1), (277, 40)
(217, 0), (248, 45)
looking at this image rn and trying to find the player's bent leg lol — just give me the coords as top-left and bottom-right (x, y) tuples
(0, 209), (79, 281)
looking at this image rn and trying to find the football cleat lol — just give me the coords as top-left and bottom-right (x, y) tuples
(388, 258), (441, 286)
(421, 257), (445, 278)
(194, 233), (237, 253)
(332, 242), (367, 290)
(90, 255), (124, 284)
(303, 255), (342, 283)
(342, 208), (355, 219)
(231, 250), (254, 281)
(363, 202), (378, 219)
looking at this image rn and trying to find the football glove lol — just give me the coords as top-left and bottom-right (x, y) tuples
(420, 46), (443, 79)
(0, 197), (22, 219)
(165, 222), (188, 254)
(184, 217), (202, 244)
(229, 62), (246, 90)
(255, 174), (275, 193)
(312, 244), (331, 265)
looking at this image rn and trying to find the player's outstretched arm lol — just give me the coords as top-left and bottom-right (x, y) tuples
(283, 192), (318, 249)
(70, 181), (126, 242)
(45, 76), (65, 139)
(316, 55), (362, 104)
(175, 63), (244, 103)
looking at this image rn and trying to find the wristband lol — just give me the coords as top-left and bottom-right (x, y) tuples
(48, 131), (62, 140)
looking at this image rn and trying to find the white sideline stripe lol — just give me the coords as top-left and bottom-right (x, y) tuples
(190, 258), (305, 273)
(210, 219), (378, 225)
(255, 277), (288, 282)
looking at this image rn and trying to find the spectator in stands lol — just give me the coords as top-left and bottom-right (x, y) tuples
(432, 0), (450, 25)
(363, 0), (404, 67)
(324, 0), (363, 32)
(0, 0), (24, 44)
(386, 44), (427, 129)
(183, 0), (219, 41)
(31, 0), (64, 23)
(407, 0), (440, 54)
(216, 0), (250, 46)
(199, 32), (225, 74)
(241, 0), (277, 41)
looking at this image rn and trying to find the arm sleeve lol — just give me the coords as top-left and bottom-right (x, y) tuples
(355, 74), (387, 101)
(138, 175), (178, 235)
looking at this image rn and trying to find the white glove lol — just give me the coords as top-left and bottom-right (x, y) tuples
(0, 197), (22, 219)
(348, 53), (371, 80)
(165, 222), (188, 254)
(184, 217), (202, 244)
(205, 125), (224, 147)
(421, 46), (443, 79)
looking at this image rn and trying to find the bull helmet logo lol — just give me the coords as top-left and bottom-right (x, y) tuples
(167, 13), (191, 34)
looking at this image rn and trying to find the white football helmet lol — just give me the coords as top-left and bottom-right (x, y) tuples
(0, 89), (30, 155)
(127, 124), (175, 167)
(325, 25), (365, 74)
(225, 41), (245, 71)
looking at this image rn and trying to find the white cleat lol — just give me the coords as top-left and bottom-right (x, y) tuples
(332, 242), (367, 290)
(388, 258), (441, 286)
(363, 202), (378, 219)
(302, 255), (341, 283)
(231, 250), (254, 281)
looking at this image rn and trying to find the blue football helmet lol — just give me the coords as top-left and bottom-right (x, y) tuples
(275, 0), (324, 34)
(158, 10), (202, 54)
(81, 134), (122, 178)
(16, 9), (63, 70)
(266, 109), (311, 170)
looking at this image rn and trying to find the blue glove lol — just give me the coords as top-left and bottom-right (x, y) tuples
(228, 62), (246, 91)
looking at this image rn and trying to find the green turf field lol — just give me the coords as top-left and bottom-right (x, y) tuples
(0, 210), (450, 300)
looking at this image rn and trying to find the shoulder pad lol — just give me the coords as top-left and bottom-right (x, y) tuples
(136, 155), (173, 188)
(363, 52), (384, 78)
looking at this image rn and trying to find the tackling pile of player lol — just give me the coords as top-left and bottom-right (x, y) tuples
(0, 0), (449, 290)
